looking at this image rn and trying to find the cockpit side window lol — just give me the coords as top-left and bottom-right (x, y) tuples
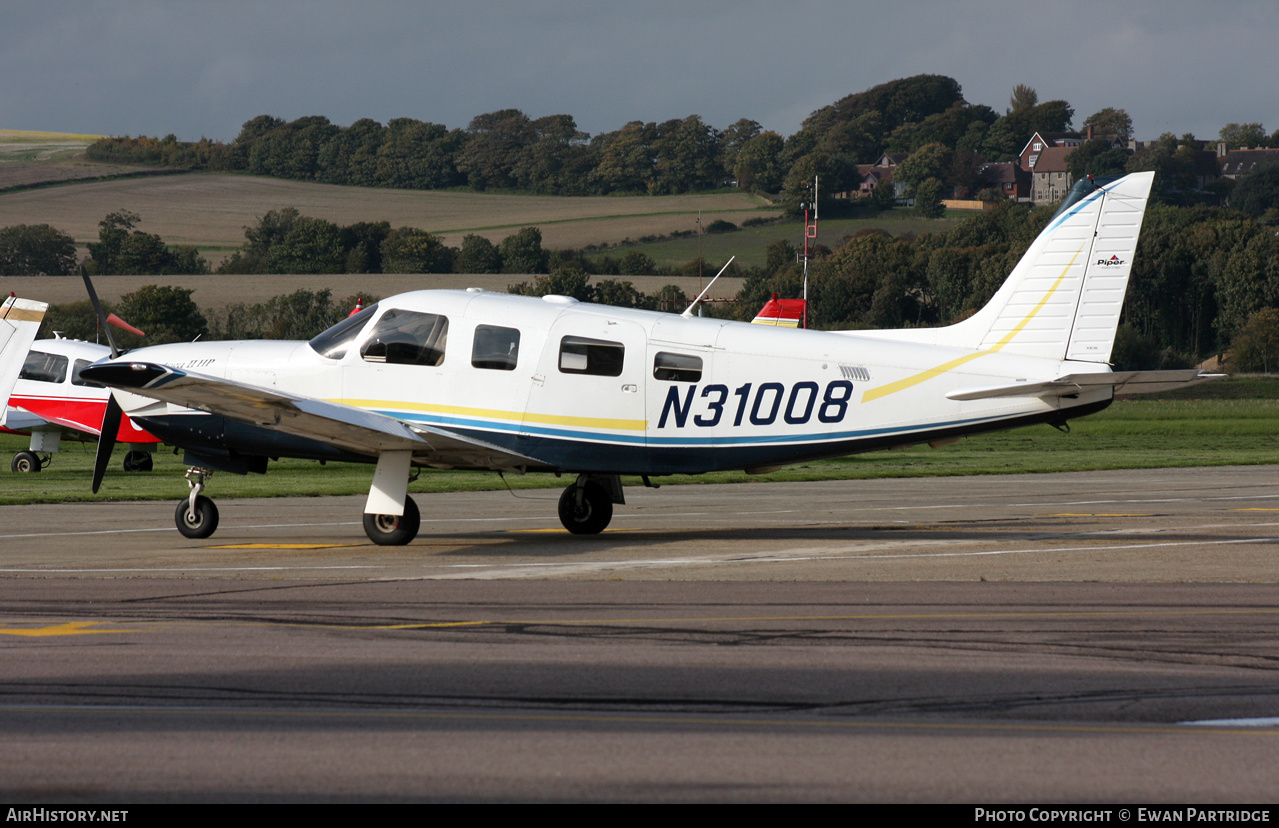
(361, 309), (449, 366)
(653, 352), (702, 382)
(472, 325), (520, 371)
(309, 303), (379, 360)
(19, 351), (67, 384)
(71, 359), (101, 388)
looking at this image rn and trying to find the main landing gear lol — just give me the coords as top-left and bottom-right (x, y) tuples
(123, 450), (153, 472)
(557, 474), (622, 534)
(363, 496), (421, 546)
(11, 450), (48, 473)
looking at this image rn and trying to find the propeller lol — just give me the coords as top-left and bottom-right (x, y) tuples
(81, 266), (126, 493)
(92, 395), (122, 494)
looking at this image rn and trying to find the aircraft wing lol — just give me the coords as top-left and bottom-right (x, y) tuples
(946, 370), (1223, 401)
(1, 405), (49, 432)
(78, 361), (540, 468)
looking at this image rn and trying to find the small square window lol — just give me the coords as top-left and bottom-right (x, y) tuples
(472, 325), (520, 371)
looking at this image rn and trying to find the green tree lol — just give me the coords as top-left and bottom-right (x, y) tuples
(380, 227), (455, 273)
(265, 216), (345, 274)
(1230, 163), (1279, 218)
(804, 75), (964, 145)
(252, 289), (341, 339)
(374, 118), (465, 189)
(1082, 107), (1133, 142)
(457, 109), (534, 190)
(1066, 138), (1132, 179)
(508, 267), (592, 300)
(733, 131), (785, 193)
(717, 118), (762, 178)
(619, 250), (657, 276)
(652, 115), (722, 193)
(589, 121), (656, 194)
(1008, 84), (1038, 115)
(1229, 307), (1279, 372)
(894, 143), (950, 194)
(86, 210), (207, 275)
(498, 226), (547, 274)
(0, 224), (77, 275)
(113, 285), (207, 346)
(1219, 123), (1268, 150)
(339, 220), (391, 273)
(913, 178), (947, 218)
(513, 114), (593, 195)
(456, 234), (503, 273)
(592, 279), (648, 309)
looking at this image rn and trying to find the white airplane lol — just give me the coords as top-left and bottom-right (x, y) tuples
(3, 336), (161, 473)
(79, 171), (1215, 544)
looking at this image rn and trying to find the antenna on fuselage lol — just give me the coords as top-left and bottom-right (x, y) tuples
(681, 256), (735, 319)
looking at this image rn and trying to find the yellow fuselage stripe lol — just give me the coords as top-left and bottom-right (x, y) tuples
(337, 398), (648, 431)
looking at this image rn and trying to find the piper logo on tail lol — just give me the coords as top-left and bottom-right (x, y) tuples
(1096, 255), (1125, 266)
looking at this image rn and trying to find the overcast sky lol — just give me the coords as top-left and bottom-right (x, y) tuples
(3, 0), (1276, 144)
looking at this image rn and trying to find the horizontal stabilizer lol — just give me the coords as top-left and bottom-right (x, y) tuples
(946, 370), (1223, 401)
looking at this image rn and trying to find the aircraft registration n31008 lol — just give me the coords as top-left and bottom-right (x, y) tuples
(80, 171), (1217, 544)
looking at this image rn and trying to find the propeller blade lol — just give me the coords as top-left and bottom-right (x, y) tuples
(80, 265), (119, 358)
(92, 394), (122, 494)
(106, 313), (145, 338)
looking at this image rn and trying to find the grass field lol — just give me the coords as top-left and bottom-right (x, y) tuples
(4, 388), (1276, 506)
(0, 172), (778, 265)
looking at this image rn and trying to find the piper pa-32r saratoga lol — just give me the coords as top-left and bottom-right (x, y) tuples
(81, 171), (1214, 544)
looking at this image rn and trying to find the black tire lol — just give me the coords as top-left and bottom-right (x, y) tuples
(123, 451), (153, 472)
(363, 495), (420, 545)
(558, 482), (613, 535)
(11, 451), (41, 473)
(175, 495), (219, 539)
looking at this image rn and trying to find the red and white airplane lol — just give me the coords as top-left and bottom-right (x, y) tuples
(3, 331), (160, 473)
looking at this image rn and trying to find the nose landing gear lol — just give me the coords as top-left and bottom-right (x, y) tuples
(175, 467), (219, 539)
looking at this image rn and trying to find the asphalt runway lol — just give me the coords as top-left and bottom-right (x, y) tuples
(2, 466), (1278, 802)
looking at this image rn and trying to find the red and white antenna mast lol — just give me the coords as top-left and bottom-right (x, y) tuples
(801, 175), (818, 329)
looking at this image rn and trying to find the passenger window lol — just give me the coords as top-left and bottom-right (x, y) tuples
(71, 359), (101, 388)
(559, 336), (624, 377)
(361, 309), (448, 366)
(472, 325), (520, 371)
(19, 351), (67, 384)
(653, 352), (702, 382)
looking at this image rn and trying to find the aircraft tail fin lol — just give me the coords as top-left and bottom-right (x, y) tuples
(866, 171), (1155, 363)
(0, 295), (48, 417)
(957, 171), (1154, 361)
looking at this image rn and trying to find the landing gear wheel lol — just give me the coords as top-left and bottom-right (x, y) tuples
(558, 482), (613, 535)
(11, 451), (42, 473)
(363, 496), (420, 546)
(175, 495), (219, 539)
(123, 451), (153, 472)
